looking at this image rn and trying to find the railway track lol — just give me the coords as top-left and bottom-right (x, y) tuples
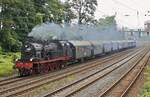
(0, 48), (137, 86)
(0, 48), (138, 89)
(40, 48), (148, 97)
(93, 49), (150, 97)
(0, 48), (142, 97)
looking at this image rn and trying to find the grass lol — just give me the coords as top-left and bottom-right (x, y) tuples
(0, 51), (20, 78)
(139, 67), (150, 97)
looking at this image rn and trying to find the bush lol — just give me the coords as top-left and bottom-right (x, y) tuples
(0, 52), (20, 77)
(139, 67), (150, 97)
(140, 92), (150, 97)
(143, 82), (150, 92)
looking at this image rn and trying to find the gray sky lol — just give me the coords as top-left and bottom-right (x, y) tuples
(95, 0), (150, 29)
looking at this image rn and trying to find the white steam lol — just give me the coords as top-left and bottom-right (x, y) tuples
(28, 22), (125, 41)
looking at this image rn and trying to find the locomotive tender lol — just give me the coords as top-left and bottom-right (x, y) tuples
(15, 38), (136, 76)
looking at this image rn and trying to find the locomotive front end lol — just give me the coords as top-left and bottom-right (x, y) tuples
(15, 42), (43, 76)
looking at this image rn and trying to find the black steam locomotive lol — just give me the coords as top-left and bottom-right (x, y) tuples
(15, 37), (136, 76)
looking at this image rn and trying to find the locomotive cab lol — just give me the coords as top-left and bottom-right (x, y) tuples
(43, 40), (74, 60)
(43, 42), (61, 59)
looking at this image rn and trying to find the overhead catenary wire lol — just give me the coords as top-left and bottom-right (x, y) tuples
(111, 0), (137, 12)
(111, 0), (149, 16)
(110, 0), (145, 28)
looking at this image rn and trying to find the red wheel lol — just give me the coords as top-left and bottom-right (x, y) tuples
(39, 65), (45, 74)
(42, 64), (48, 73)
(54, 64), (57, 70)
(50, 64), (54, 71)
(58, 64), (62, 69)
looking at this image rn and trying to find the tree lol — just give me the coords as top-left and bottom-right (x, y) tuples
(63, 1), (77, 23)
(0, 0), (72, 51)
(68, 0), (98, 24)
(1, 0), (36, 51)
(98, 16), (116, 27)
(33, 0), (67, 24)
(47, 0), (65, 23)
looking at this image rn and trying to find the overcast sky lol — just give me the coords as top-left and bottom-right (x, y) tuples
(95, 0), (150, 29)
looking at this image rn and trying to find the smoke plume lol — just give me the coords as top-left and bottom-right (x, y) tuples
(28, 22), (125, 41)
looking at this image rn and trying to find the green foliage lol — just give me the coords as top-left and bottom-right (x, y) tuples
(140, 92), (150, 97)
(0, 29), (22, 52)
(1, 0), (36, 51)
(139, 67), (150, 97)
(0, 47), (2, 52)
(0, 52), (20, 77)
(1, 0), (71, 52)
(1, 0), (98, 52)
(68, 0), (98, 24)
(63, 1), (77, 23)
(33, 0), (67, 24)
(47, 0), (65, 23)
(35, 13), (45, 24)
(98, 16), (116, 26)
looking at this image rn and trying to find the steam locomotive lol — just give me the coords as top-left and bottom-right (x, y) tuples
(15, 38), (136, 76)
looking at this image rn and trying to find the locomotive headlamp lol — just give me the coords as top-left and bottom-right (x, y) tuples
(30, 58), (33, 61)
